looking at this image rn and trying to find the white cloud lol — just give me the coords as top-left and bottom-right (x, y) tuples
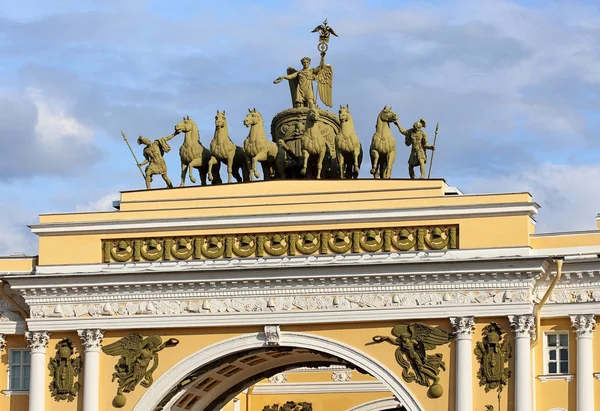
(27, 87), (94, 145)
(75, 192), (118, 212)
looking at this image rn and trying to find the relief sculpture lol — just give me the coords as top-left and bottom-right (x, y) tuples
(372, 323), (454, 398)
(48, 338), (81, 402)
(475, 323), (511, 411)
(102, 334), (179, 408)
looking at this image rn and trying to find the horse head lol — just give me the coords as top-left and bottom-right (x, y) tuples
(243, 108), (262, 128)
(339, 104), (351, 123)
(174, 115), (196, 134)
(215, 110), (227, 130)
(379, 105), (398, 124)
(306, 106), (320, 123)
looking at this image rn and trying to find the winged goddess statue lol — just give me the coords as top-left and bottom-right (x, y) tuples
(372, 323), (454, 398)
(273, 53), (333, 108)
(102, 334), (179, 407)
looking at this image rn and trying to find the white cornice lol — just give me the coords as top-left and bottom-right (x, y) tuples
(24, 302), (534, 331)
(251, 381), (389, 394)
(29, 202), (538, 235)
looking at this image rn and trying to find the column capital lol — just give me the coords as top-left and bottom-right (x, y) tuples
(570, 314), (596, 338)
(449, 316), (476, 339)
(0, 333), (6, 359)
(77, 329), (105, 351)
(509, 315), (535, 339)
(25, 331), (50, 353)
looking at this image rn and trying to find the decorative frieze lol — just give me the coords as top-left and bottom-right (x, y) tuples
(77, 329), (104, 351)
(508, 315), (535, 339)
(268, 373), (288, 384)
(25, 330), (50, 353)
(28, 290), (530, 319)
(101, 225), (458, 263)
(570, 314), (596, 338)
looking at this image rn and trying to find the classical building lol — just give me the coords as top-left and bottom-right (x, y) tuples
(0, 179), (599, 411)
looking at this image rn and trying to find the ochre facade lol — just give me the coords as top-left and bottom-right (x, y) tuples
(1, 179), (599, 411)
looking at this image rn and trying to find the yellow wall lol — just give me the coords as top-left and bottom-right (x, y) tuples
(0, 334), (31, 411)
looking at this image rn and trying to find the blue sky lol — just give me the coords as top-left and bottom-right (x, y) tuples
(0, 0), (599, 255)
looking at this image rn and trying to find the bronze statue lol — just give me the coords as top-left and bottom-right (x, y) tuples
(102, 334), (179, 408)
(369, 106), (399, 179)
(137, 133), (178, 189)
(174, 116), (222, 186)
(397, 118), (435, 179)
(243, 108), (285, 180)
(373, 323), (454, 398)
(273, 53), (333, 108)
(336, 104), (363, 179)
(207, 110), (251, 183)
(311, 19), (338, 46)
(48, 339), (81, 402)
(301, 106), (330, 179)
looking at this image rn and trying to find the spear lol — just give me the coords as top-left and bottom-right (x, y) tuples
(121, 130), (145, 180)
(427, 122), (439, 179)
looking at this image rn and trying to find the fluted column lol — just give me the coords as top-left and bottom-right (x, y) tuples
(509, 315), (534, 411)
(570, 314), (596, 411)
(450, 316), (475, 411)
(78, 329), (104, 411)
(25, 331), (50, 411)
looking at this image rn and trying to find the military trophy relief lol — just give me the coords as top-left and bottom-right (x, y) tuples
(101, 225), (458, 263)
(263, 402), (313, 411)
(119, 19), (442, 188)
(474, 323), (512, 411)
(372, 323), (454, 399)
(48, 338), (82, 402)
(101, 334), (179, 408)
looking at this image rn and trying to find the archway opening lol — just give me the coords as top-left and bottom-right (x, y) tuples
(134, 332), (422, 411)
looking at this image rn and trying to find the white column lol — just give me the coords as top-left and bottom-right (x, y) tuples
(509, 315), (534, 411)
(570, 314), (596, 411)
(25, 331), (50, 411)
(78, 329), (104, 411)
(0, 333), (6, 360)
(450, 316), (475, 411)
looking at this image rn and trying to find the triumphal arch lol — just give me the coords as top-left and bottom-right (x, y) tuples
(1, 20), (600, 411)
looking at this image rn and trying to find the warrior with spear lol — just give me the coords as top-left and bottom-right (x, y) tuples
(395, 118), (437, 179)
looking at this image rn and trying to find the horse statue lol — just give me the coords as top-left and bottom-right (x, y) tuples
(336, 104), (363, 179)
(300, 106), (330, 179)
(243, 108), (285, 180)
(207, 110), (250, 183)
(174, 116), (222, 186)
(370, 106), (399, 179)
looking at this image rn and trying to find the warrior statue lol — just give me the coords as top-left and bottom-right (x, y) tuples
(137, 133), (178, 189)
(397, 118), (435, 179)
(273, 52), (333, 108)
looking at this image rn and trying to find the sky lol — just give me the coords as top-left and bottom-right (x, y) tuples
(0, 0), (599, 256)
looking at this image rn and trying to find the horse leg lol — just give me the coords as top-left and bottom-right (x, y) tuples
(207, 156), (218, 182)
(188, 158), (203, 184)
(353, 148), (361, 177)
(180, 164), (187, 187)
(301, 150), (309, 175)
(386, 150), (396, 179)
(254, 151), (268, 179)
(227, 153), (234, 183)
(370, 149), (379, 178)
(337, 152), (345, 180)
(316, 148), (326, 179)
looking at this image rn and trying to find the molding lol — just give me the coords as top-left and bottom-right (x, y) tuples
(331, 370), (352, 382)
(25, 331), (50, 353)
(25, 302), (534, 332)
(593, 372), (600, 381)
(264, 325), (280, 346)
(77, 329), (104, 351)
(346, 397), (403, 411)
(29, 202), (539, 236)
(537, 374), (574, 383)
(267, 373), (288, 384)
(509, 315), (535, 339)
(132, 332), (425, 411)
(1, 390), (29, 397)
(449, 316), (475, 339)
(252, 381), (388, 394)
